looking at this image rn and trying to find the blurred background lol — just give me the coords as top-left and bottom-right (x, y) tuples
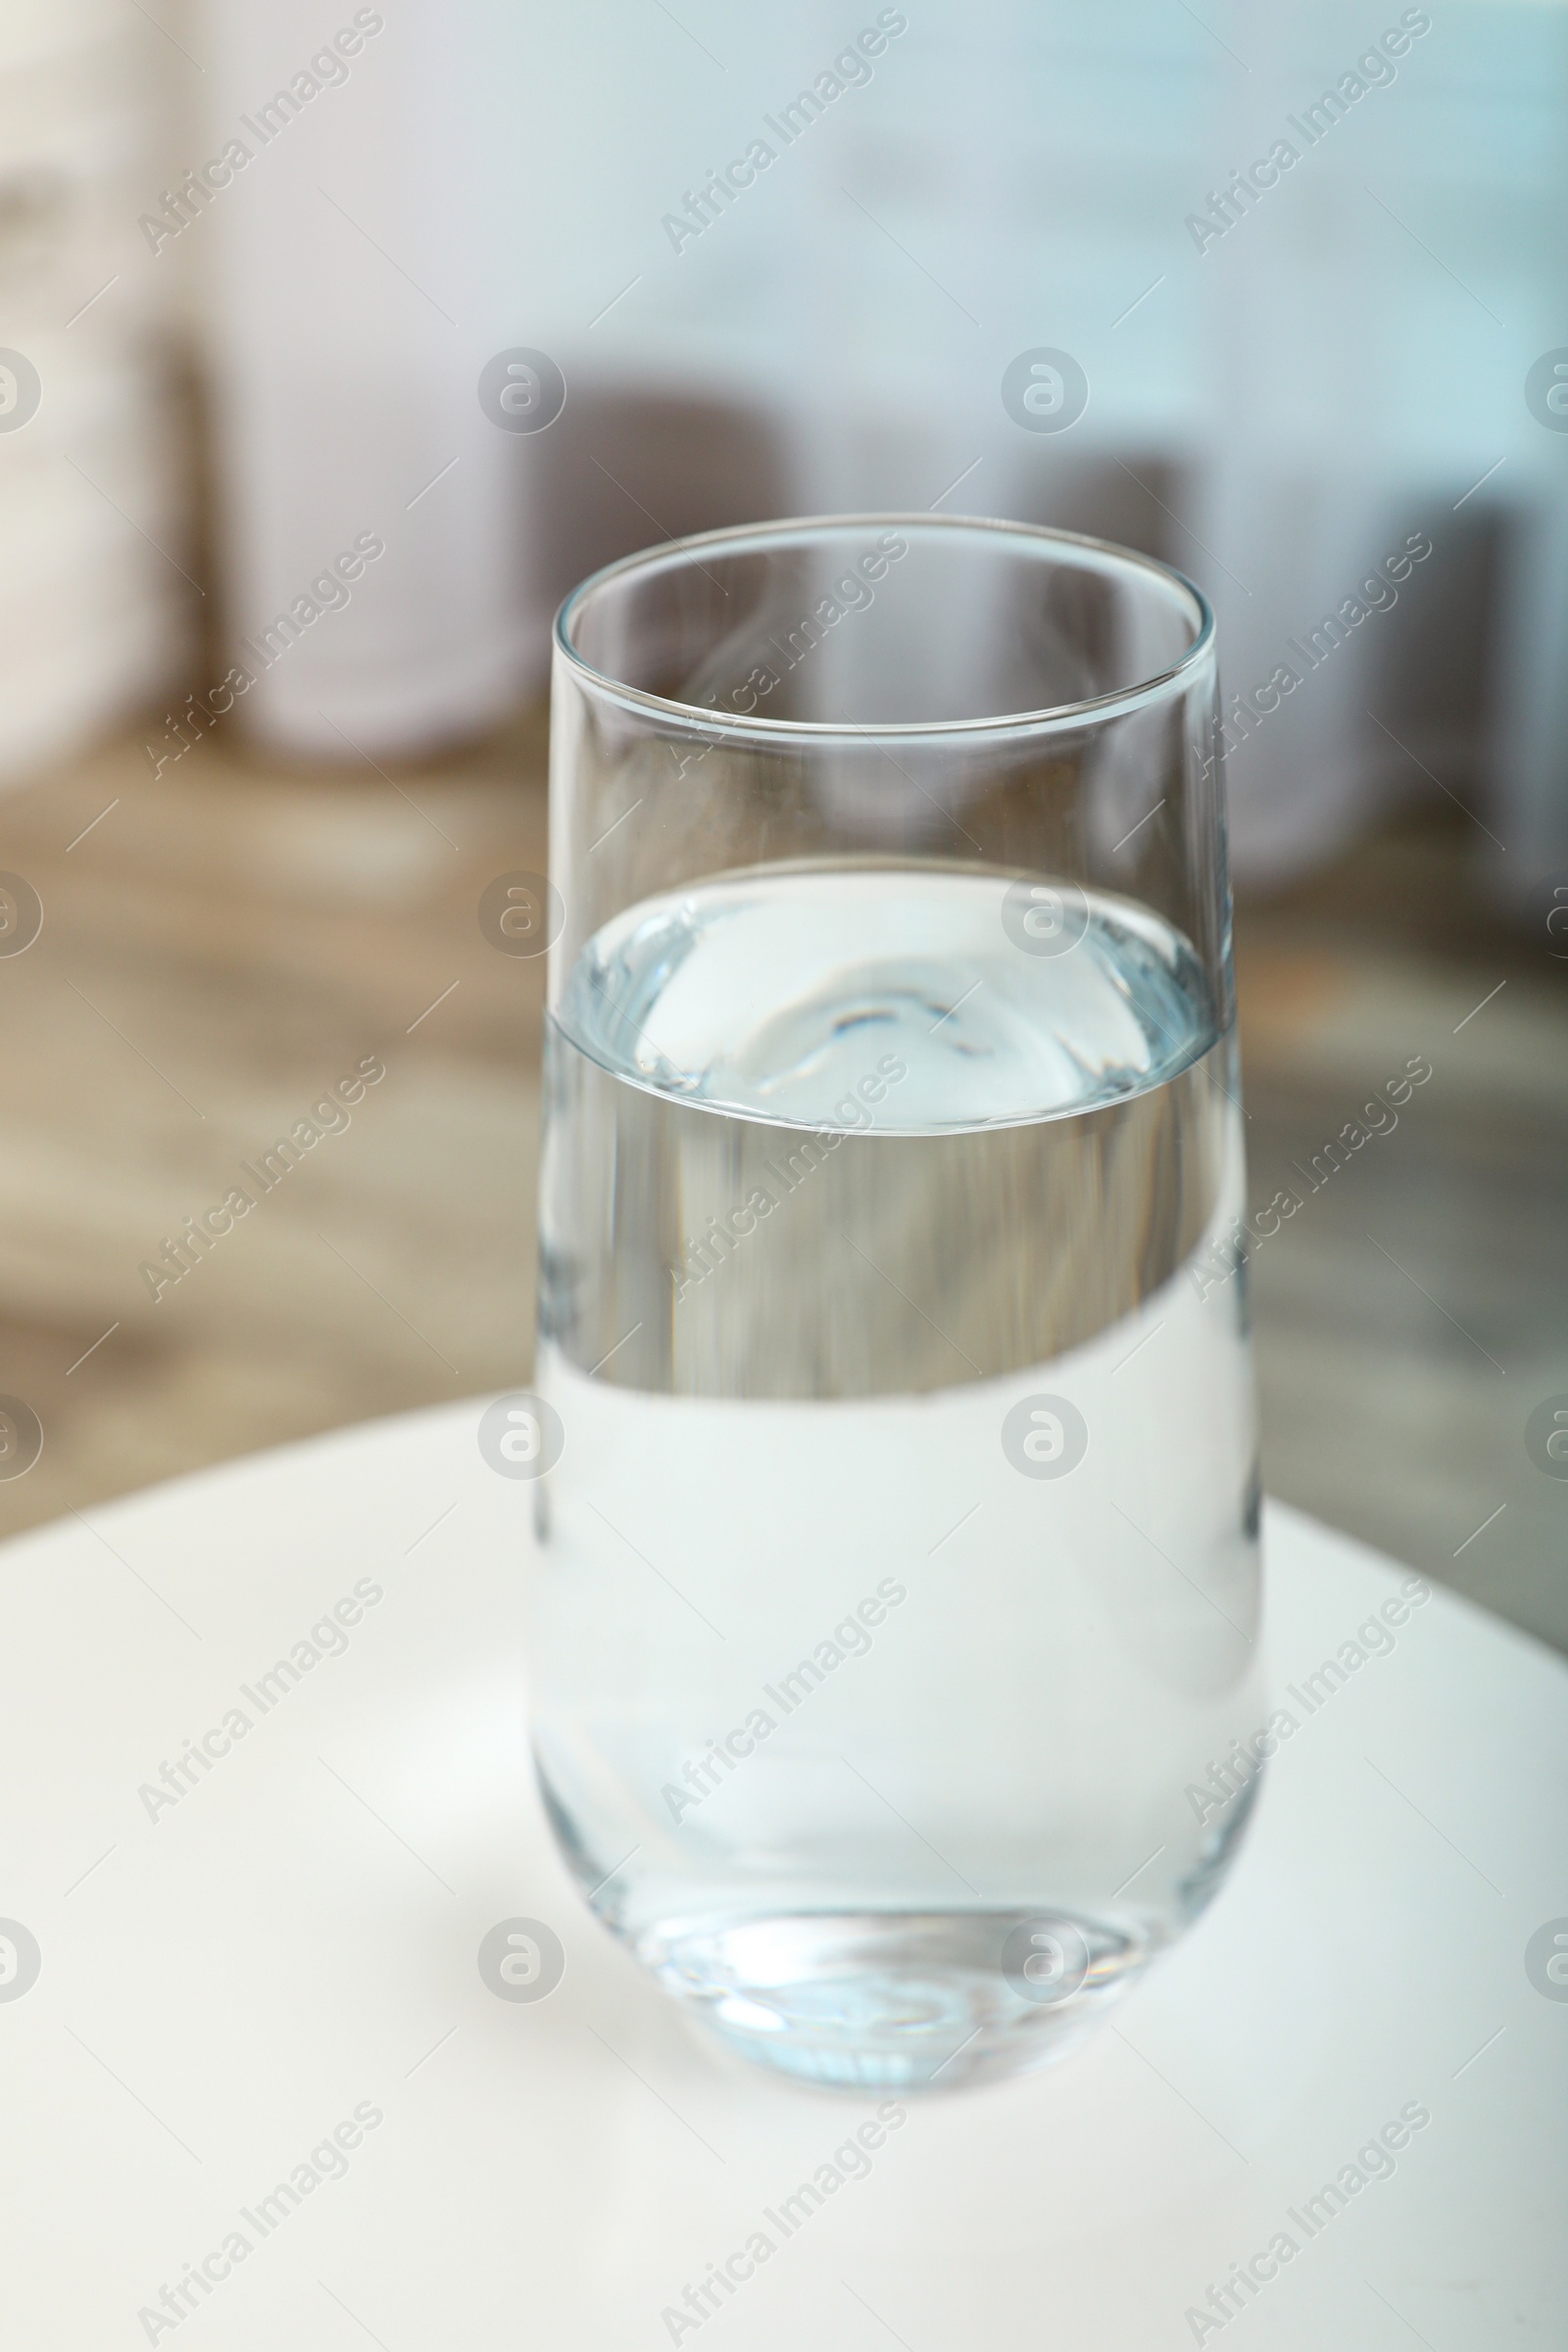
(0, 0), (1564, 1644)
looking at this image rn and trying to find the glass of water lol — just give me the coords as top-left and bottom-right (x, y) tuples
(528, 514), (1264, 2092)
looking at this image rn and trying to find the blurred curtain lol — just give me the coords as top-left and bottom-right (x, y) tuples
(0, 0), (188, 784)
(198, 0), (537, 760)
(193, 0), (1568, 888)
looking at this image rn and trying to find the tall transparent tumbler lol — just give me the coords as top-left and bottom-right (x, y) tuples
(530, 515), (1263, 2091)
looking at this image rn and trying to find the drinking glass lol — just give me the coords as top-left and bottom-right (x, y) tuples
(528, 514), (1264, 2092)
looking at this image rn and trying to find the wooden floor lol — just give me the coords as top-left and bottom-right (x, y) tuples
(1, 712), (1564, 1652)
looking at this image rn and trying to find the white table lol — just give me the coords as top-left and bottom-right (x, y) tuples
(2, 1404), (1563, 2348)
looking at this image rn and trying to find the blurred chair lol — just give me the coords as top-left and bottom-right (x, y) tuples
(1193, 0), (1568, 891)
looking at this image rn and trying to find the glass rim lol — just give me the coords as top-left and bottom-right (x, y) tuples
(553, 511), (1215, 744)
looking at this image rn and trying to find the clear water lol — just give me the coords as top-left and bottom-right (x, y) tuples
(532, 866), (1264, 2090)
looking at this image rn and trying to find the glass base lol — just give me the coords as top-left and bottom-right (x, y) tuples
(634, 1910), (1154, 2092)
